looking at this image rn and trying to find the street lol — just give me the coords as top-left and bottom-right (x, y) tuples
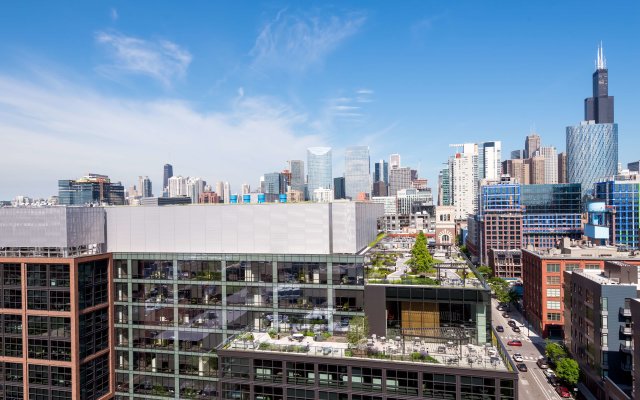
(490, 298), (564, 400)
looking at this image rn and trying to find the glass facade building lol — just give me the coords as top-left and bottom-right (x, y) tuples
(594, 180), (640, 249)
(113, 253), (365, 399)
(344, 146), (371, 200)
(307, 147), (333, 193)
(59, 175), (125, 206)
(566, 122), (618, 197)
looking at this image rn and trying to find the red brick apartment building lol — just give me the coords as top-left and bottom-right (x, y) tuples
(522, 239), (640, 339)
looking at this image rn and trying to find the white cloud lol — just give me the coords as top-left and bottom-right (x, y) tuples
(95, 31), (192, 87)
(0, 74), (324, 199)
(250, 9), (366, 72)
(110, 8), (118, 21)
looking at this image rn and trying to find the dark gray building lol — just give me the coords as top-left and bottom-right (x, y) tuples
(58, 173), (125, 206)
(627, 161), (639, 172)
(163, 163), (173, 192)
(585, 44), (614, 124)
(334, 177), (346, 199)
(564, 262), (637, 399)
(374, 160), (389, 185)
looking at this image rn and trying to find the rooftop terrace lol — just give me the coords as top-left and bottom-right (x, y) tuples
(221, 331), (511, 372)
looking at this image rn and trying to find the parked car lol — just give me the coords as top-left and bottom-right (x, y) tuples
(512, 326), (521, 333)
(512, 353), (524, 362)
(507, 340), (522, 346)
(496, 325), (504, 332)
(507, 320), (517, 327)
(548, 375), (560, 387)
(497, 305), (505, 311)
(555, 386), (571, 398)
(542, 369), (555, 379)
(502, 313), (510, 318)
(517, 363), (528, 372)
(537, 358), (549, 369)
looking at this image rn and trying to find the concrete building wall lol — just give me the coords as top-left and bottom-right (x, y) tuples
(105, 202), (383, 255)
(0, 207), (105, 248)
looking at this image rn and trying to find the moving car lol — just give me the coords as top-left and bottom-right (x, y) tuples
(507, 340), (522, 346)
(517, 363), (528, 372)
(512, 353), (524, 362)
(512, 326), (521, 333)
(555, 386), (571, 398)
(537, 358), (549, 369)
(496, 325), (504, 332)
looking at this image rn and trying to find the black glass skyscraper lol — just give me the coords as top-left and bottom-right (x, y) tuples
(584, 43), (614, 123)
(163, 163), (173, 191)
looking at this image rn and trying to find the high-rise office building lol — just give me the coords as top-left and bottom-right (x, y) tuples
(263, 173), (286, 195)
(223, 182), (231, 204)
(628, 161), (640, 172)
(594, 172), (640, 249)
(138, 176), (153, 198)
(437, 167), (451, 206)
(527, 155), (546, 184)
(344, 146), (371, 200)
(558, 152), (567, 183)
(168, 175), (188, 198)
(389, 153), (401, 169)
(374, 159), (389, 184)
(510, 149), (524, 160)
(163, 164), (173, 192)
(241, 183), (251, 194)
(307, 147), (332, 195)
(186, 177), (205, 203)
(535, 146), (558, 184)
(287, 160), (305, 192)
(524, 134), (541, 159)
(567, 44), (618, 197)
(448, 143), (477, 219)
(333, 177), (346, 199)
(58, 173), (125, 206)
(216, 181), (225, 202)
(388, 167), (412, 197)
(477, 141), (502, 181)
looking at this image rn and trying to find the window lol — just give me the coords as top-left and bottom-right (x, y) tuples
(546, 301), (561, 310)
(601, 297), (608, 310)
(565, 263), (580, 272)
(546, 264), (560, 273)
(547, 313), (561, 321)
(352, 367), (383, 391)
(585, 264), (600, 270)
(385, 370), (418, 395)
(546, 276), (561, 285)
(318, 364), (347, 387)
(602, 333), (608, 347)
(547, 288), (560, 297)
(423, 373), (457, 399)
(602, 315), (608, 327)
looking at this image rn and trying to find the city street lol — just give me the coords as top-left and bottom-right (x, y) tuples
(491, 298), (564, 400)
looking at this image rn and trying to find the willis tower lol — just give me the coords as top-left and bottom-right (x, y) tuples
(567, 43), (618, 197)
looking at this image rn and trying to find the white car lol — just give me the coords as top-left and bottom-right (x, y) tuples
(543, 369), (555, 379)
(512, 353), (524, 362)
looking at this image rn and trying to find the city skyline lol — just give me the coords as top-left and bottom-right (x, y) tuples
(1, 2), (639, 199)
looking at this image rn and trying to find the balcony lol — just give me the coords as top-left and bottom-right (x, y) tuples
(620, 343), (633, 353)
(620, 325), (633, 336)
(619, 307), (631, 317)
(621, 362), (632, 372)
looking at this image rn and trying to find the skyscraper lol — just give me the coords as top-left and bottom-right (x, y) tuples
(389, 153), (401, 169)
(374, 159), (389, 184)
(288, 160), (305, 192)
(216, 181), (225, 201)
(344, 146), (371, 200)
(307, 147), (332, 193)
(448, 143), (477, 219)
(163, 164), (173, 191)
(58, 173), (125, 206)
(524, 134), (541, 159)
(558, 152), (567, 183)
(388, 167), (412, 196)
(223, 182), (231, 203)
(477, 141), (502, 181)
(333, 177), (346, 199)
(263, 172), (286, 195)
(186, 177), (205, 203)
(138, 175), (153, 198)
(567, 44), (618, 197)
(510, 150), (524, 160)
(536, 146), (558, 184)
(168, 175), (188, 197)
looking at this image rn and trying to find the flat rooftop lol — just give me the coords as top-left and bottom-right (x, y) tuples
(571, 269), (640, 287)
(221, 331), (509, 372)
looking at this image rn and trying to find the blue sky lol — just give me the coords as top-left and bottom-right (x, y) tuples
(1, 1), (639, 199)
